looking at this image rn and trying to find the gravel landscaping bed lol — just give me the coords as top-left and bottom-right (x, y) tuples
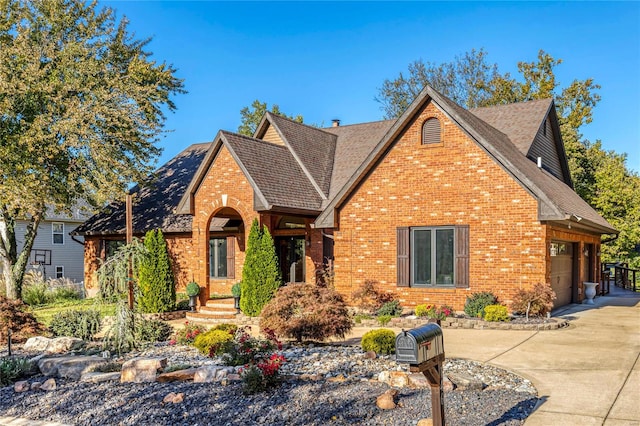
(0, 342), (540, 426)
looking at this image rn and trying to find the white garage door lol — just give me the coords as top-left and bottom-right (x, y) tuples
(550, 242), (574, 308)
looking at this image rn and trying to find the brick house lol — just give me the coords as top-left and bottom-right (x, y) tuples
(73, 85), (616, 311)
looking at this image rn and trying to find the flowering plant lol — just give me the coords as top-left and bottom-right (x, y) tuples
(170, 321), (207, 345)
(220, 326), (281, 366)
(415, 304), (454, 321)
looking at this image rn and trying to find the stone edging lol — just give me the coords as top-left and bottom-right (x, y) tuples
(359, 316), (569, 331)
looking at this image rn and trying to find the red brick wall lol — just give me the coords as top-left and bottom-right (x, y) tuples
(333, 101), (548, 310)
(192, 144), (258, 302)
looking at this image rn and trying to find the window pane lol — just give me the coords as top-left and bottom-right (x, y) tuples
(53, 234), (64, 244)
(216, 239), (227, 278)
(435, 229), (454, 284)
(52, 223), (63, 233)
(413, 230), (431, 285)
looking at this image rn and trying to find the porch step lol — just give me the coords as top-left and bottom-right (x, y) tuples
(185, 311), (238, 323)
(199, 305), (238, 315)
(184, 297), (239, 324)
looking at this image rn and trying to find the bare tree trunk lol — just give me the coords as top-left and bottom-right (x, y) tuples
(0, 205), (43, 299)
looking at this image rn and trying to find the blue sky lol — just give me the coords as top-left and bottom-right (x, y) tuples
(103, 1), (640, 172)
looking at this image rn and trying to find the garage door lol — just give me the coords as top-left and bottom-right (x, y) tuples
(550, 242), (574, 308)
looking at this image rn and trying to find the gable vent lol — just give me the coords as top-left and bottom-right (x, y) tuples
(422, 117), (441, 145)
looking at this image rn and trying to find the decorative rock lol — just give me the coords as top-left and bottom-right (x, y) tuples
(80, 372), (121, 383)
(23, 336), (51, 352)
(417, 419), (434, 426)
(407, 373), (429, 388)
(30, 382), (41, 391)
(442, 375), (454, 392)
(38, 357), (64, 376)
(47, 337), (84, 354)
(14, 381), (29, 392)
(193, 366), (227, 383)
(163, 392), (184, 404)
(57, 356), (107, 380)
(447, 371), (484, 391)
(327, 374), (346, 383)
(40, 378), (56, 391)
(376, 389), (398, 410)
(157, 368), (197, 383)
(377, 371), (390, 383)
(121, 357), (167, 383)
(389, 371), (409, 388)
(364, 351), (377, 360)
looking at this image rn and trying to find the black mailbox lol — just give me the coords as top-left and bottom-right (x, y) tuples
(396, 323), (444, 364)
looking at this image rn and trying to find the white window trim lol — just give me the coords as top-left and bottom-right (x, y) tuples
(410, 226), (455, 287)
(52, 222), (64, 245)
(55, 265), (64, 279)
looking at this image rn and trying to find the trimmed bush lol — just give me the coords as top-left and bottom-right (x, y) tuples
(194, 329), (234, 356)
(376, 300), (402, 317)
(213, 323), (238, 335)
(241, 220), (282, 316)
(377, 314), (392, 326)
(511, 283), (556, 320)
(260, 283), (352, 342)
(135, 319), (173, 342)
(138, 229), (176, 313)
(484, 305), (510, 322)
(464, 291), (498, 318)
(49, 309), (102, 340)
(361, 329), (396, 355)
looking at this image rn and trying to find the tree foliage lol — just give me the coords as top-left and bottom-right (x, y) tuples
(240, 219), (282, 316)
(238, 99), (303, 136)
(0, 0), (185, 298)
(378, 49), (639, 267)
(138, 229), (176, 313)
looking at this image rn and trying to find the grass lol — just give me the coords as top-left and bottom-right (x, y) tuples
(29, 298), (117, 326)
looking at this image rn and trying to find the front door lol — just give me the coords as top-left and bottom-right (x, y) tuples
(276, 236), (305, 283)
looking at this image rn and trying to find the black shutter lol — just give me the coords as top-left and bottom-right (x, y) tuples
(397, 227), (410, 287)
(226, 236), (235, 279)
(455, 225), (469, 288)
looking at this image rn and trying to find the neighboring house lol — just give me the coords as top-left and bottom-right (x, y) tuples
(74, 85), (616, 311)
(4, 204), (90, 284)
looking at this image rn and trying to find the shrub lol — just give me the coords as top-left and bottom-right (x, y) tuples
(376, 300), (403, 317)
(22, 282), (49, 306)
(163, 363), (193, 373)
(484, 305), (510, 322)
(377, 314), (392, 326)
(361, 329), (396, 355)
(511, 283), (556, 320)
(464, 291), (498, 318)
(185, 282), (200, 297)
(171, 321), (207, 345)
(231, 283), (241, 297)
(213, 323), (238, 335)
(135, 319), (173, 342)
(175, 299), (190, 311)
(49, 286), (81, 302)
(193, 329), (235, 356)
(239, 354), (285, 394)
(102, 303), (137, 355)
(241, 220), (282, 316)
(220, 327), (281, 367)
(49, 309), (102, 340)
(259, 283), (352, 342)
(0, 296), (46, 343)
(414, 304), (433, 317)
(138, 229), (176, 313)
(416, 304), (454, 321)
(353, 314), (373, 324)
(0, 357), (37, 386)
(351, 280), (394, 314)
(87, 361), (123, 373)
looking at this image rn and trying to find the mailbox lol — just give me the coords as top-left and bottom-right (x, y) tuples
(396, 323), (444, 364)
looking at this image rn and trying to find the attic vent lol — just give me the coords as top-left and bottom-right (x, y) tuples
(422, 117), (441, 145)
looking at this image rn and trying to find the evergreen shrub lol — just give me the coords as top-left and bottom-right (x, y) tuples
(483, 305), (510, 322)
(49, 309), (102, 340)
(138, 229), (176, 313)
(361, 329), (396, 355)
(193, 329), (234, 356)
(464, 291), (498, 318)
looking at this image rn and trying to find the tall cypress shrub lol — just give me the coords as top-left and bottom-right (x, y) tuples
(240, 219), (282, 316)
(138, 229), (176, 313)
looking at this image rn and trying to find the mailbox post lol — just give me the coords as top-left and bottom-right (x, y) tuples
(396, 323), (446, 426)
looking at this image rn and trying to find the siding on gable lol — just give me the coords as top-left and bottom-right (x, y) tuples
(528, 117), (564, 181)
(332, 101), (547, 310)
(261, 124), (285, 146)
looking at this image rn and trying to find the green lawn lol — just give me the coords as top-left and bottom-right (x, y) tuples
(29, 299), (117, 326)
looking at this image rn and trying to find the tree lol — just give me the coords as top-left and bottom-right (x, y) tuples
(138, 229), (176, 313)
(240, 219), (282, 316)
(0, 0), (185, 298)
(238, 99), (303, 136)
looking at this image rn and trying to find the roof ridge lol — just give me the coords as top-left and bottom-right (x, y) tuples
(220, 129), (289, 150)
(267, 111), (340, 137)
(469, 97), (553, 113)
(322, 118), (395, 130)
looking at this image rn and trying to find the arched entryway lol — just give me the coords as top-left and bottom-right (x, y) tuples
(205, 207), (245, 297)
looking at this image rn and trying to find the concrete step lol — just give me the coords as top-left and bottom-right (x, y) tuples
(185, 311), (238, 325)
(198, 305), (238, 315)
(205, 298), (236, 308)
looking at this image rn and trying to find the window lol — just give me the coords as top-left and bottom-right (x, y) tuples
(397, 225), (469, 288)
(55, 266), (64, 279)
(210, 238), (228, 278)
(422, 117), (441, 145)
(52, 222), (64, 245)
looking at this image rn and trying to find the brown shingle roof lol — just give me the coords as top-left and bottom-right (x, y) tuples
(221, 131), (324, 212)
(469, 99), (552, 155)
(72, 143), (210, 235)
